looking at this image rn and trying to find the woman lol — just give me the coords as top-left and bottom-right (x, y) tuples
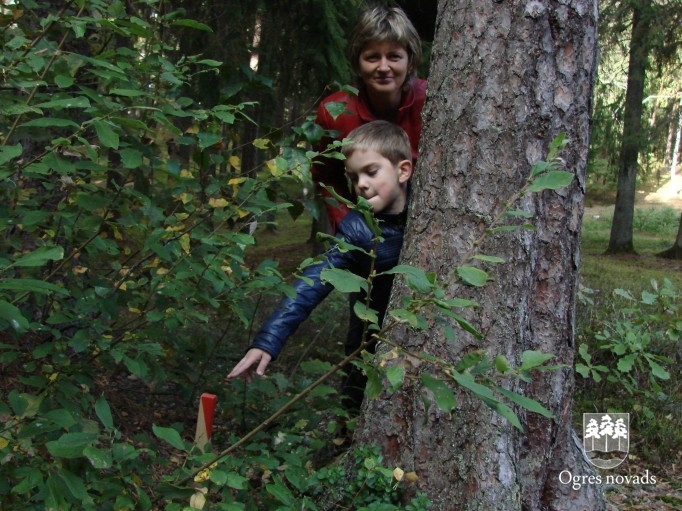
(313, 6), (426, 230)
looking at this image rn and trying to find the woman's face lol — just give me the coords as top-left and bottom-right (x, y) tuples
(358, 40), (411, 101)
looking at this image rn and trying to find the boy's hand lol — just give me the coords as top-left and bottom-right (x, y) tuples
(226, 348), (272, 382)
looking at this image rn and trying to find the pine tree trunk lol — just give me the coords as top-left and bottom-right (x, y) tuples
(354, 1), (604, 509)
(606, 2), (652, 254)
(657, 212), (682, 259)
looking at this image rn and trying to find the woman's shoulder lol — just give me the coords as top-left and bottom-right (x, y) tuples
(412, 78), (427, 97)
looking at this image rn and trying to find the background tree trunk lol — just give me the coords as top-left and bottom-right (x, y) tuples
(354, 1), (605, 510)
(657, 212), (682, 259)
(606, 1), (652, 254)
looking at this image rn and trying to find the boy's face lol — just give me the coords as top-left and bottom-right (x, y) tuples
(345, 148), (412, 215)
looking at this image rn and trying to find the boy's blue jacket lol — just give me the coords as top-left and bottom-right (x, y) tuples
(250, 208), (406, 359)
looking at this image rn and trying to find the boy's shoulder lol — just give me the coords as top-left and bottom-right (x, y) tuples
(337, 210), (405, 243)
(337, 210), (372, 240)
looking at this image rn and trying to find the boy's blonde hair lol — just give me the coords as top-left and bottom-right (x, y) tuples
(342, 120), (411, 165)
(347, 6), (423, 89)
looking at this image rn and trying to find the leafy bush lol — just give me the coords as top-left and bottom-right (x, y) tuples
(575, 279), (681, 460)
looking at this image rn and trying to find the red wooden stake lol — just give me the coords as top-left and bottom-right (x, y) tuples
(194, 393), (217, 452)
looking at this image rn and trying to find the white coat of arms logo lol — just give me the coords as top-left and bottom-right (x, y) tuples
(582, 412), (630, 469)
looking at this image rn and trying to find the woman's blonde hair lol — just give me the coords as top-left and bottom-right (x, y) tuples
(347, 6), (423, 89)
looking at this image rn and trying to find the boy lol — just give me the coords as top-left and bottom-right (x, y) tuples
(227, 121), (412, 409)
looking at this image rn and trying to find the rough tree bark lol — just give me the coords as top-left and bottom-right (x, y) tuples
(354, 1), (605, 510)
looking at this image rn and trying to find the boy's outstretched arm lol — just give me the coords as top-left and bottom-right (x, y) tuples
(226, 348), (272, 382)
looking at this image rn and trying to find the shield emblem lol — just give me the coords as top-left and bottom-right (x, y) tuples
(582, 413), (630, 469)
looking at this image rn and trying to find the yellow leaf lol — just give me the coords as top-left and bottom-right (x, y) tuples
(266, 158), (278, 175)
(253, 138), (270, 149)
(237, 208), (249, 218)
(208, 197), (229, 208)
(179, 233), (190, 254)
(0, 438), (8, 450)
(228, 177), (246, 196)
(156, 268), (169, 275)
(186, 124), (199, 134)
(128, 307), (141, 314)
(180, 169), (193, 178)
(405, 471), (419, 483)
(178, 192), (192, 204)
(393, 467), (404, 482)
(194, 469), (210, 483)
(73, 265), (88, 274)
(189, 489), (207, 509)
(229, 155), (241, 170)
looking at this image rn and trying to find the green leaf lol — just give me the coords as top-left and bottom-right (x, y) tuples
(152, 424), (186, 450)
(450, 371), (496, 401)
(83, 446), (113, 469)
(504, 209), (534, 219)
(450, 312), (483, 339)
(645, 357), (670, 380)
(365, 367), (382, 398)
(110, 88), (146, 97)
(0, 300), (30, 332)
(11, 246), (64, 267)
(0, 278), (68, 295)
(8, 391), (42, 418)
(324, 101), (352, 120)
(120, 148), (143, 169)
(496, 387), (553, 418)
(520, 350), (554, 370)
(0, 144), (22, 165)
(454, 350), (485, 373)
(422, 374), (456, 413)
(197, 132), (222, 149)
(226, 472), (248, 490)
(456, 266), (488, 287)
(95, 396), (114, 429)
(353, 301), (378, 324)
(547, 132), (568, 160)
(34, 97), (90, 109)
(209, 469), (228, 485)
(389, 308), (424, 328)
(20, 117), (79, 128)
(578, 343), (591, 364)
(527, 171), (574, 193)
(93, 120), (119, 149)
(491, 224), (537, 233)
(46, 432), (97, 459)
(172, 19), (213, 31)
(320, 268), (367, 293)
(58, 468), (92, 504)
(266, 477), (295, 506)
(472, 254), (506, 264)
(383, 264), (435, 293)
(616, 353), (637, 373)
(486, 400), (523, 431)
(386, 365), (405, 391)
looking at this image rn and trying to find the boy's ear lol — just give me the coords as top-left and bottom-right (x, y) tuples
(398, 159), (413, 184)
